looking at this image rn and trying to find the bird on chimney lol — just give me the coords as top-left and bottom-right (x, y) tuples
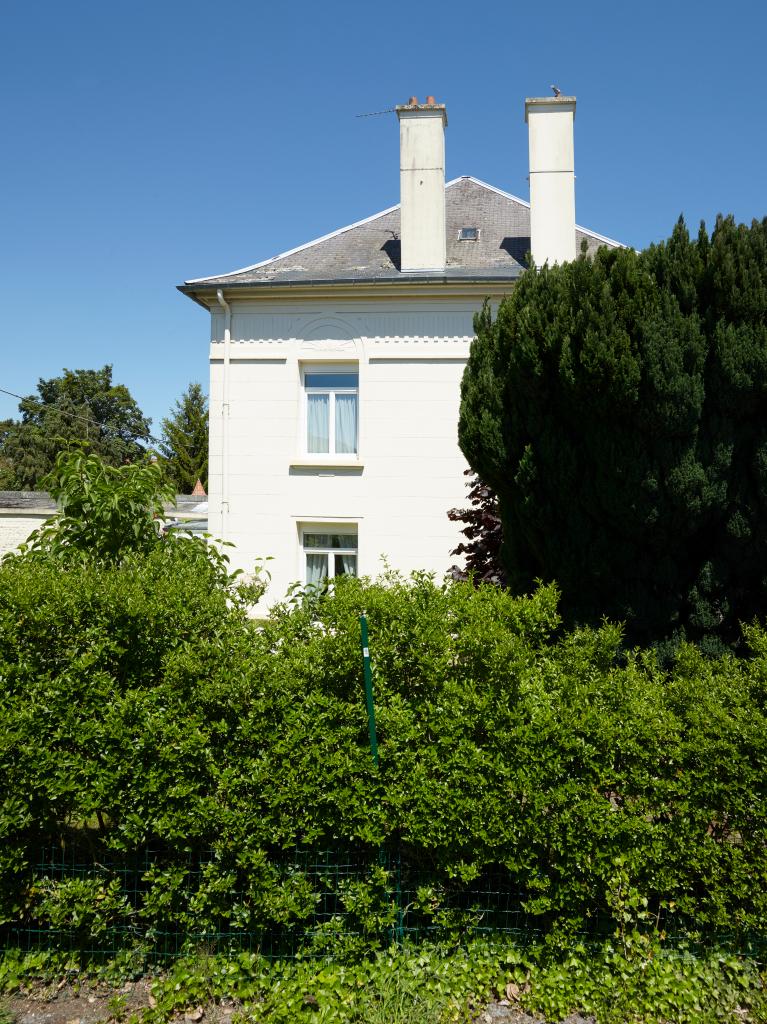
(551, 84), (561, 97)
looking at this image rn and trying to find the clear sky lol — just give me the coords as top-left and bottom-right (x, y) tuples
(2, 0), (765, 432)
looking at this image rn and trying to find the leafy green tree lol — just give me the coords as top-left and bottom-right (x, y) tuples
(18, 448), (175, 562)
(0, 366), (151, 489)
(159, 382), (208, 493)
(459, 215), (767, 651)
(9, 448), (268, 596)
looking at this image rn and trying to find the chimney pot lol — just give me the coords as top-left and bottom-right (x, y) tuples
(426, 95), (436, 105)
(408, 95), (419, 105)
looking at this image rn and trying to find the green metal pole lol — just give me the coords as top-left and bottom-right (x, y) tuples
(360, 615), (402, 944)
(359, 614), (379, 767)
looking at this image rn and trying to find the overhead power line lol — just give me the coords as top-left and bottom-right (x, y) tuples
(0, 384), (208, 458)
(0, 385), (109, 436)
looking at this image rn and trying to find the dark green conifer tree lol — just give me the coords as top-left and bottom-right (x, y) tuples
(459, 215), (767, 651)
(159, 383), (209, 494)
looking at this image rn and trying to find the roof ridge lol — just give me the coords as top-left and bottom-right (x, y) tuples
(451, 175), (531, 208)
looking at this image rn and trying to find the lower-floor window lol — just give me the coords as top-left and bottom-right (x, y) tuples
(303, 528), (358, 584)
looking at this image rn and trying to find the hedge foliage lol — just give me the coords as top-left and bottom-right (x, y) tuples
(2, 547), (767, 949)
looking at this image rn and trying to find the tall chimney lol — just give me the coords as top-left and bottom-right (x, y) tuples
(395, 96), (447, 273)
(525, 96), (576, 266)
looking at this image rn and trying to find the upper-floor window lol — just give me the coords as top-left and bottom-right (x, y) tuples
(304, 366), (358, 454)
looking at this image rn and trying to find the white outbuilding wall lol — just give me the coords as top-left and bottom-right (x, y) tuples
(0, 510), (52, 558)
(208, 295), (491, 607)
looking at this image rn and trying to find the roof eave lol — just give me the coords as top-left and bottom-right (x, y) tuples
(177, 285), (213, 310)
(178, 271), (524, 307)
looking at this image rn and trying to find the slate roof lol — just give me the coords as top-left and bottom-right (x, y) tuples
(180, 177), (622, 294)
(0, 493), (206, 514)
(0, 491), (56, 512)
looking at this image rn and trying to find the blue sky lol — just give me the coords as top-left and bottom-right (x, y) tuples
(2, 0), (765, 432)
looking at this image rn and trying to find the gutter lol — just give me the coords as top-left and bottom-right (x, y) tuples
(178, 270), (524, 296)
(177, 273), (524, 310)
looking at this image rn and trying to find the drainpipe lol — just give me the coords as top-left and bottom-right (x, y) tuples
(216, 289), (231, 542)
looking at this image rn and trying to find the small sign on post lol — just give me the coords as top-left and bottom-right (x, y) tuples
(359, 614), (379, 767)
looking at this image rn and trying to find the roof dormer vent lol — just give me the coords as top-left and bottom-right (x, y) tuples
(458, 227), (479, 241)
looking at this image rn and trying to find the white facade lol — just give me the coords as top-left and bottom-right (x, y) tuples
(207, 288), (508, 605)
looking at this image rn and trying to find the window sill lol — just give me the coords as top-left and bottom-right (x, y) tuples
(290, 456), (364, 469)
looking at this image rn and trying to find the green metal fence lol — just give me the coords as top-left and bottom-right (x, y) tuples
(6, 844), (764, 965)
(0, 844), (560, 962)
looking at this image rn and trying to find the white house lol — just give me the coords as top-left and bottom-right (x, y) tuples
(179, 94), (620, 605)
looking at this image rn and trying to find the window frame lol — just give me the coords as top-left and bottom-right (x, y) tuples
(302, 363), (359, 456)
(301, 525), (359, 584)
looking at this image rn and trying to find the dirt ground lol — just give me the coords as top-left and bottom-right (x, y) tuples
(1, 983), (595, 1024)
(1, 981), (236, 1024)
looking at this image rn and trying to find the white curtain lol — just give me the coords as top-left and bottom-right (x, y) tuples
(335, 394), (357, 454)
(307, 394), (329, 452)
(336, 553), (357, 577)
(306, 553), (326, 584)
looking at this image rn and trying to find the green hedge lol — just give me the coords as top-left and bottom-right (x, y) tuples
(1, 550), (767, 949)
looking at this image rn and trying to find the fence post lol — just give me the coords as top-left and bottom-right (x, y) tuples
(360, 615), (405, 943)
(359, 613), (379, 767)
